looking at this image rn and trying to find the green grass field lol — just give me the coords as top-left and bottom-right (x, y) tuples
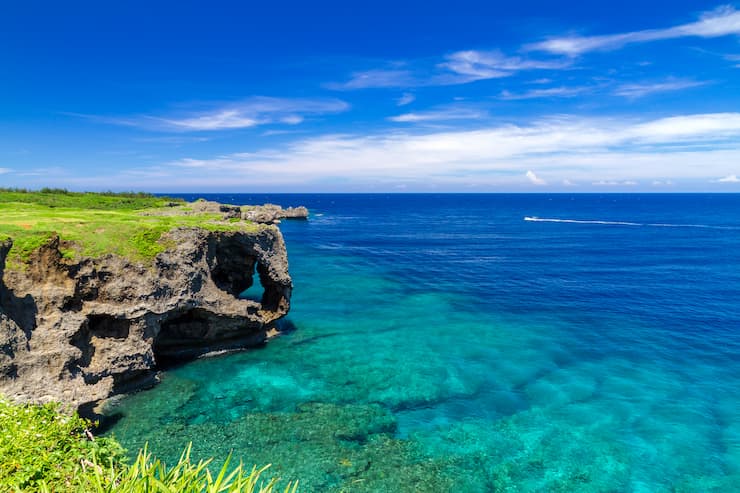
(0, 189), (262, 268)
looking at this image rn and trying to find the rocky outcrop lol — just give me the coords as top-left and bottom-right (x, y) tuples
(187, 200), (309, 224)
(0, 226), (292, 413)
(242, 204), (309, 224)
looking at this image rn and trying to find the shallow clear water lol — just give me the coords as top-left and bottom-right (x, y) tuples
(104, 194), (740, 492)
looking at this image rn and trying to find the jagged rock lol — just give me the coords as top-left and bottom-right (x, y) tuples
(156, 200), (309, 224)
(242, 204), (309, 224)
(190, 199), (242, 219)
(0, 226), (292, 413)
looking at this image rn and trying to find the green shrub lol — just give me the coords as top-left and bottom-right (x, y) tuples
(84, 444), (298, 493)
(0, 397), (297, 492)
(0, 397), (124, 492)
(0, 189), (182, 211)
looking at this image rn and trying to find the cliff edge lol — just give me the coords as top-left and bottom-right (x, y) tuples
(0, 193), (297, 413)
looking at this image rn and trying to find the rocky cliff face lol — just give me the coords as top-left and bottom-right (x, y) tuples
(0, 226), (292, 413)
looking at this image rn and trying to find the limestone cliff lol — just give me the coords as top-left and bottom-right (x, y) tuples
(0, 226), (292, 413)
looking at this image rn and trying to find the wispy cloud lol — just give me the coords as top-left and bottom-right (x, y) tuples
(76, 97), (350, 132)
(134, 136), (211, 144)
(526, 170), (547, 185)
(388, 106), (487, 123)
(325, 69), (417, 90)
(724, 53), (740, 67)
(14, 167), (66, 178)
(149, 112), (740, 189)
(328, 6), (737, 91)
(156, 97), (349, 131)
(397, 92), (416, 106)
(715, 174), (740, 182)
(627, 113), (740, 142)
(0, 168), (12, 174)
(529, 5), (740, 56)
(157, 111), (259, 130)
(613, 79), (708, 98)
(593, 180), (638, 186)
(499, 85), (591, 100)
(437, 50), (571, 83)
(328, 50), (571, 89)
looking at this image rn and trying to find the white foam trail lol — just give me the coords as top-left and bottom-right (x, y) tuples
(524, 216), (739, 230)
(524, 216), (641, 226)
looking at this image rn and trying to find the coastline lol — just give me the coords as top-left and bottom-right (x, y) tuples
(0, 191), (305, 414)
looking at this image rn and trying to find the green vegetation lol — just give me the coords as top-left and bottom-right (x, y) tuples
(0, 189), (261, 268)
(0, 397), (297, 492)
(0, 397), (123, 491)
(0, 188), (177, 210)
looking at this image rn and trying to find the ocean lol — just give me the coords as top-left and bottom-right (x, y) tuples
(103, 193), (740, 492)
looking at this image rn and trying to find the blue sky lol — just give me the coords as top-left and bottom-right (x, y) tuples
(2, 0), (740, 192)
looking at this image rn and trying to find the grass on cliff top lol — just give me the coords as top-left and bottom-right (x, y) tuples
(0, 397), (297, 492)
(0, 189), (262, 268)
(0, 188), (178, 210)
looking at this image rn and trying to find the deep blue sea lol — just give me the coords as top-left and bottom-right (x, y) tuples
(105, 194), (740, 492)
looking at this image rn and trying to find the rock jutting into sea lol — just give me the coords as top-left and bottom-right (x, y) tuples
(143, 200), (309, 224)
(0, 199), (302, 415)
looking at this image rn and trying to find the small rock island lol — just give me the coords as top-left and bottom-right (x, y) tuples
(0, 190), (306, 414)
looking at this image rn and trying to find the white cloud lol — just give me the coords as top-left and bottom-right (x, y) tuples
(328, 50), (571, 89)
(81, 97), (350, 132)
(327, 6), (737, 92)
(437, 50), (571, 83)
(499, 85), (591, 100)
(529, 5), (740, 56)
(724, 53), (740, 67)
(526, 170), (547, 185)
(388, 106), (486, 123)
(397, 93), (416, 106)
(614, 79), (708, 98)
(134, 136), (211, 144)
(0, 168), (11, 174)
(158, 110), (259, 130)
(147, 112), (740, 189)
(325, 69), (416, 90)
(627, 113), (740, 142)
(280, 115), (304, 125)
(593, 180), (639, 186)
(715, 174), (740, 182)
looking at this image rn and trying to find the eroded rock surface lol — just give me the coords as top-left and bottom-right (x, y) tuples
(0, 227), (292, 412)
(188, 200), (309, 224)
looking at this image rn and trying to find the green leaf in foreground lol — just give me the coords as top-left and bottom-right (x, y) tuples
(0, 397), (297, 492)
(0, 397), (124, 492)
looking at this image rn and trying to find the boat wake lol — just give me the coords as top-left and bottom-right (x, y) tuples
(523, 216), (739, 230)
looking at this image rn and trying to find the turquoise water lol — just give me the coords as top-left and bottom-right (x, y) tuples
(105, 194), (740, 491)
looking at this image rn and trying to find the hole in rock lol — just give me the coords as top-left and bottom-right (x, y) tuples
(238, 265), (264, 302)
(211, 246), (259, 298)
(87, 314), (131, 339)
(154, 309), (213, 367)
(153, 308), (268, 368)
(209, 241), (283, 311)
(0, 363), (18, 379)
(157, 309), (210, 343)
